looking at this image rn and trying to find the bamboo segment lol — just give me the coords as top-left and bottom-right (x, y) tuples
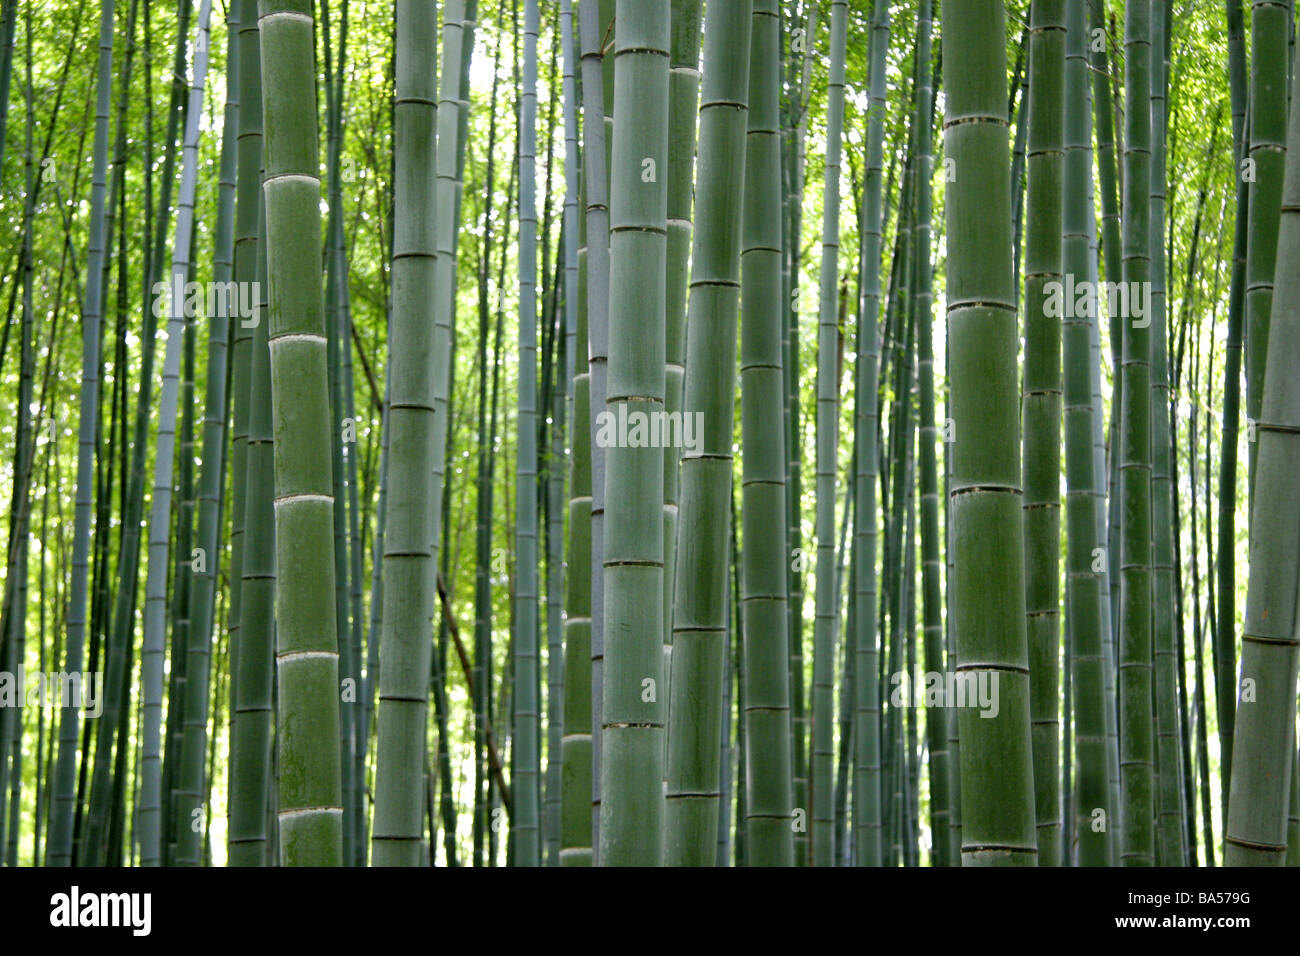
(739, 0), (794, 867)
(1063, 0), (1112, 867)
(810, 0), (847, 869)
(1225, 55), (1300, 867)
(853, 0), (890, 869)
(1148, 0), (1187, 866)
(559, 0), (593, 869)
(660, 0), (701, 752)
(1119, 0), (1155, 867)
(372, 0), (438, 867)
(1087, 5), (1125, 854)
(515, 0), (542, 867)
(941, 0), (1037, 867)
(1243, 0), (1290, 496)
(664, 0), (751, 866)
(599, 0), (670, 867)
(227, 0), (269, 869)
(1216, 0), (1250, 821)
(259, 0), (342, 867)
(910, 0), (950, 867)
(578, 0), (615, 861)
(234, 195), (277, 867)
(785, 6), (817, 867)
(1022, 0), (1065, 866)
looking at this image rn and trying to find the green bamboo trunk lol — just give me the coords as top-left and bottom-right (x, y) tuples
(469, 11), (506, 867)
(579, 0), (615, 861)
(1063, 0), (1112, 867)
(908, 0), (950, 866)
(660, 0), (701, 739)
(941, 0), (1037, 867)
(372, 0), (439, 867)
(227, 0), (270, 867)
(1118, 0), (1155, 867)
(599, 0), (670, 866)
(433, 0), (471, 867)
(809, 0), (847, 868)
(1021, 0), (1065, 867)
(739, 0), (794, 867)
(320, 0), (354, 866)
(1217, 0), (1250, 826)
(663, 0), (751, 866)
(1148, 1), (1186, 866)
(550, 0), (581, 870)
(1244, 0), (1291, 496)
(515, 0), (542, 867)
(853, 0), (889, 868)
(558, 0), (593, 868)
(785, 12), (816, 863)
(561, 344), (594, 866)
(1224, 55), (1300, 867)
(234, 204), (276, 867)
(259, 0), (342, 866)
(1088, 7), (1125, 844)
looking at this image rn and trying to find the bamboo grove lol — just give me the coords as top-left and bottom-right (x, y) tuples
(0, 0), (1296, 869)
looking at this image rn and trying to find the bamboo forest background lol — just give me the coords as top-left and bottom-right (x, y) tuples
(0, 0), (1297, 868)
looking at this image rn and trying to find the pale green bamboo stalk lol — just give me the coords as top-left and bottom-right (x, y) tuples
(1022, 0), (1065, 866)
(660, 0), (701, 768)
(559, 0), (593, 868)
(372, 0), (439, 867)
(259, 0), (342, 866)
(942, 0), (1037, 866)
(599, 0), (670, 866)
(1118, 0), (1155, 866)
(579, 0), (615, 861)
(1244, 0), (1291, 497)
(1063, 0), (1112, 867)
(663, 0), (751, 866)
(909, 0), (949, 866)
(320, 0), (354, 866)
(1087, 4), (1124, 856)
(138, 0), (214, 866)
(430, 1), (468, 867)
(785, 6), (817, 864)
(853, 0), (889, 869)
(1224, 53), (1300, 867)
(233, 199), (276, 867)
(1217, 0), (1249, 823)
(810, 0), (847, 868)
(739, 0), (794, 867)
(1148, 0), (1186, 866)
(227, 0), (269, 867)
(515, 0), (542, 867)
